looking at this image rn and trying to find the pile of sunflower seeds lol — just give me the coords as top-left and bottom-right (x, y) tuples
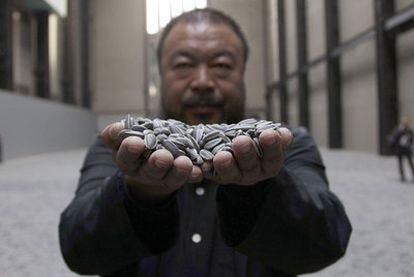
(119, 115), (282, 165)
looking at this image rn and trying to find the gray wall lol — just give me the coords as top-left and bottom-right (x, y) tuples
(0, 90), (97, 161)
(12, 12), (35, 96)
(307, 0), (328, 147)
(339, 0), (379, 153)
(266, 0), (414, 153)
(89, 0), (147, 127)
(398, 29), (414, 124)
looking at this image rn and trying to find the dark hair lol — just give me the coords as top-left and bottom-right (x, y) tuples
(157, 8), (249, 67)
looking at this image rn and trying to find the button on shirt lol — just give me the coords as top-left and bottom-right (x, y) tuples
(195, 186), (205, 196)
(138, 180), (239, 276)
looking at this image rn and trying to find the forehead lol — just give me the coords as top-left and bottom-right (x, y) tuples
(161, 21), (244, 59)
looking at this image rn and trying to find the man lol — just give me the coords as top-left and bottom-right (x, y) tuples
(59, 8), (352, 276)
(389, 116), (414, 182)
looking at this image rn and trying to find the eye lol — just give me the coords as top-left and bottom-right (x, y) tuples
(212, 62), (233, 77)
(214, 63), (232, 70)
(173, 62), (193, 70)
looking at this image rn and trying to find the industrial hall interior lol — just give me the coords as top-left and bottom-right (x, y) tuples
(1, 0), (414, 276)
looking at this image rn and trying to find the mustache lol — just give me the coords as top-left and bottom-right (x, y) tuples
(182, 93), (224, 108)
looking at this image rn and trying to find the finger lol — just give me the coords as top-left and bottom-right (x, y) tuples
(138, 149), (174, 181)
(276, 127), (293, 150)
(213, 151), (241, 184)
(188, 165), (203, 183)
(163, 156), (193, 190)
(232, 136), (261, 172)
(116, 136), (146, 173)
(101, 122), (125, 149)
(259, 129), (284, 174)
(201, 161), (214, 180)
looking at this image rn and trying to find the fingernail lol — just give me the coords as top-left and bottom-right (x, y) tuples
(155, 159), (168, 169)
(218, 158), (232, 170)
(127, 143), (140, 154)
(191, 170), (200, 180)
(109, 126), (116, 139)
(240, 143), (252, 154)
(264, 134), (277, 147)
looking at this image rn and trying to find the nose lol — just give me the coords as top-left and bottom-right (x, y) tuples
(190, 65), (214, 93)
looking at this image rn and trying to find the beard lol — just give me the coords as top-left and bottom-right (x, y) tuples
(160, 83), (246, 125)
(161, 103), (245, 125)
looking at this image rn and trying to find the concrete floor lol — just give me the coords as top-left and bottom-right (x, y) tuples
(0, 148), (413, 276)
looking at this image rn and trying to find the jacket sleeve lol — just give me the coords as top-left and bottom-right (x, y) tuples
(216, 128), (352, 275)
(59, 137), (179, 275)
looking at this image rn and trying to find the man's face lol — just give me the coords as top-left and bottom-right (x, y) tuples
(160, 21), (246, 125)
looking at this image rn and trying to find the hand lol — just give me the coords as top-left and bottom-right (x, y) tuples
(101, 122), (203, 203)
(202, 128), (293, 186)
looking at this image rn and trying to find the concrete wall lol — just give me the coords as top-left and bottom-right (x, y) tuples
(287, 77), (299, 127)
(285, 0), (297, 74)
(12, 12), (35, 96)
(67, 0), (83, 105)
(339, 0), (378, 153)
(309, 63), (328, 146)
(48, 13), (64, 101)
(89, 0), (147, 127)
(396, 0), (414, 11)
(209, 0), (267, 117)
(265, 0), (414, 153)
(398, 29), (414, 122)
(307, 0), (328, 146)
(265, 0), (279, 85)
(0, 90), (96, 161)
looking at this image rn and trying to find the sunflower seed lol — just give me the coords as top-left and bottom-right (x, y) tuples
(170, 124), (187, 135)
(253, 137), (263, 158)
(186, 147), (199, 161)
(131, 125), (147, 132)
(187, 134), (200, 152)
(153, 118), (163, 128)
(119, 115), (282, 166)
(211, 143), (226, 155)
(193, 155), (204, 165)
(238, 118), (258, 125)
(195, 125), (205, 143)
(203, 137), (223, 150)
(142, 121), (153, 129)
(154, 127), (170, 136)
(156, 134), (168, 141)
(202, 130), (223, 144)
(200, 149), (214, 161)
(118, 130), (144, 139)
(161, 139), (182, 158)
(125, 114), (132, 129)
(144, 133), (157, 150)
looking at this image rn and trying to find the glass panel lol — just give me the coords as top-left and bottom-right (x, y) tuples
(170, 0), (183, 17)
(146, 0), (159, 34)
(159, 0), (171, 28)
(195, 0), (207, 9)
(183, 0), (196, 12)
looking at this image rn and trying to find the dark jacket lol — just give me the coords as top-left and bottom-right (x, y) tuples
(59, 128), (352, 276)
(388, 127), (413, 155)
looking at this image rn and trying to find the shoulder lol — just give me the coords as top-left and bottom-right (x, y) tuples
(289, 126), (316, 150)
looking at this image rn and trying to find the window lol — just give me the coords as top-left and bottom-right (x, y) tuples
(146, 0), (207, 34)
